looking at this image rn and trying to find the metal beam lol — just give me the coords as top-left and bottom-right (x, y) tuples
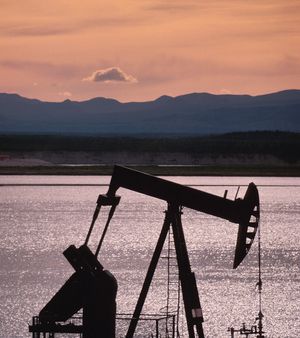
(107, 165), (256, 224)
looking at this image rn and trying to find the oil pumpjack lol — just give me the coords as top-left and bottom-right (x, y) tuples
(29, 165), (261, 338)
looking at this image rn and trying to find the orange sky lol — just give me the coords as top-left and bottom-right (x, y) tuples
(0, 0), (299, 102)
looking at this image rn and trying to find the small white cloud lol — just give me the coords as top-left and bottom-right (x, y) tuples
(219, 89), (232, 94)
(83, 67), (137, 83)
(59, 91), (72, 97)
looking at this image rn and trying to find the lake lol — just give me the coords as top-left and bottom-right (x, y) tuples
(0, 175), (299, 337)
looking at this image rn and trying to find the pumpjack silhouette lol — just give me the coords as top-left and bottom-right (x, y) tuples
(30, 165), (260, 338)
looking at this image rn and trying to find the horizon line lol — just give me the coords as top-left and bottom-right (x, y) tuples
(1, 88), (300, 104)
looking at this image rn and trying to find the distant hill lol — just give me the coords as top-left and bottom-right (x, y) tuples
(0, 90), (299, 135)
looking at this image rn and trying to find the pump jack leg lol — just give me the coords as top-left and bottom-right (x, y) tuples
(125, 209), (172, 338)
(170, 204), (205, 338)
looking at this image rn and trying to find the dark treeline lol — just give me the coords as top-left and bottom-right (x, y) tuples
(1, 131), (299, 163)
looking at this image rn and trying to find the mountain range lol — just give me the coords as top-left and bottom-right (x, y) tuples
(0, 90), (299, 135)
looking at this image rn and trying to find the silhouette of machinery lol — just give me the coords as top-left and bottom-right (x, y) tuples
(30, 165), (259, 338)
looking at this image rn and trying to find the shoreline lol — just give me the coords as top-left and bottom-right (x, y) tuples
(0, 165), (299, 176)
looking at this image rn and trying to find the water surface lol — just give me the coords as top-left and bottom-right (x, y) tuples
(0, 176), (299, 337)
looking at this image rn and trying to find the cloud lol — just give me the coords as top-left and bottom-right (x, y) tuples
(59, 91), (72, 97)
(0, 59), (79, 78)
(0, 24), (73, 37)
(0, 16), (145, 38)
(145, 3), (197, 12)
(83, 67), (137, 83)
(219, 89), (232, 94)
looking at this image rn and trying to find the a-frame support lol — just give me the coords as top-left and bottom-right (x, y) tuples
(126, 203), (205, 338)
